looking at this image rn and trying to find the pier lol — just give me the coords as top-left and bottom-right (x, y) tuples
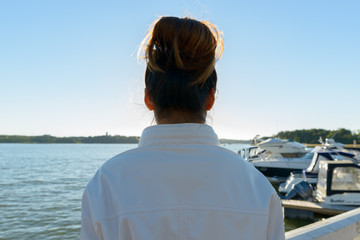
(282, 199), (357, 219)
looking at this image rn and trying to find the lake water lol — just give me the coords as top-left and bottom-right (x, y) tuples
(0, 143), (311, 239)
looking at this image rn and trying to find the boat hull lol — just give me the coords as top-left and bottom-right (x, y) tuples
(250, 157), (312, 178)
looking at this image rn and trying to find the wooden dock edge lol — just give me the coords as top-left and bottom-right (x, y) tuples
(282, 199), (356, 216)
(285, 207), (360, 240)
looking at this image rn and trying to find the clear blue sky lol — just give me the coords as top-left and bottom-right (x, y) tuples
(1, 0), (359, 139)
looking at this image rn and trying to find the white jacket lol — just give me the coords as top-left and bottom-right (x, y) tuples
(81, 124), (285, 240)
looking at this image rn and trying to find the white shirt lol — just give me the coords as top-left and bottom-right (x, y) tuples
(81, 124), (285, 240)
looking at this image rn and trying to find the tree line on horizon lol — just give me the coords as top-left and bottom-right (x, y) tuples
(275, 128), (359, 144)
(0, 134), (139, 144)
(0, 128), (358, 144)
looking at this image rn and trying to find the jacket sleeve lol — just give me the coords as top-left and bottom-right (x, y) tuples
(266, 193), (285, 240)
(81, 190), (102, 240)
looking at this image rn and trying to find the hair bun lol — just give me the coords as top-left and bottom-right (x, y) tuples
(139, 16), (223, 86)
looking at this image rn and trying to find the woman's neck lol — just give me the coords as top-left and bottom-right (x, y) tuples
(156, 111), (206, 124)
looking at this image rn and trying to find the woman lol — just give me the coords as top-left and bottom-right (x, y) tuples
(81, 16), (285, 240)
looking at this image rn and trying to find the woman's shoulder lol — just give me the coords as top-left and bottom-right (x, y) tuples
(209, 146), (275, 191)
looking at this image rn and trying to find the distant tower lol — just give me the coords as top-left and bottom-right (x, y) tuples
(106, 132), (108, 136)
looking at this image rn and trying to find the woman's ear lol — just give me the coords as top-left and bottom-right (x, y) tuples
(205, 88), (215, 111)
(144, 88), (154, 111)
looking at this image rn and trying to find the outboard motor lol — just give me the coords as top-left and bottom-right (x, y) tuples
(283, 181), (313, 201)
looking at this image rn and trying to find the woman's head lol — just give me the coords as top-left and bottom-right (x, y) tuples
(140, 16), (223, 123)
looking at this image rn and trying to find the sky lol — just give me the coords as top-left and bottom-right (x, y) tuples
(0, 0), (359, 140)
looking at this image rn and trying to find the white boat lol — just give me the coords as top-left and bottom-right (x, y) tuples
(278, 150), (359, 194)
(314, 136), (360, 159)
(283, 160), (360, 206)
(316, 161), (360, 205)
(278, 135), (360, 193)
(239, 136), (311, 179)
(240, 134), (360, 181)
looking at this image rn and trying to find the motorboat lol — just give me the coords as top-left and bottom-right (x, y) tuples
(282, 160), (360, 206)
(278, 136), (360, 193)
(278, 150), (359, 194)
(316, 160), (360, 205)
(240, 134), (360, 181)
(314, 136), (360, 159)
(238, 136), (311, 179)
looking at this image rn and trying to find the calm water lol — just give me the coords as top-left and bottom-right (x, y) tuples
(0, 143), (311, 239)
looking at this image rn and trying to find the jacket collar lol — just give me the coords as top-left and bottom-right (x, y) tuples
(138, 123), (220, 147)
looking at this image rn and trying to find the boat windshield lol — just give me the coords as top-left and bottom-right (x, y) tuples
(331, 167), (360, 191)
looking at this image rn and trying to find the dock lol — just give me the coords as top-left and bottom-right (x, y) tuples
(282, 199), (357, 219)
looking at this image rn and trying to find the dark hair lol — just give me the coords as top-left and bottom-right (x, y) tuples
(140, 16), (223, 121)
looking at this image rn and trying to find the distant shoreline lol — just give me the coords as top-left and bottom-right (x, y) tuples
(0, 134), (250, 144)
(2, 128), (358, 145)
(0, 135), (139, 144)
